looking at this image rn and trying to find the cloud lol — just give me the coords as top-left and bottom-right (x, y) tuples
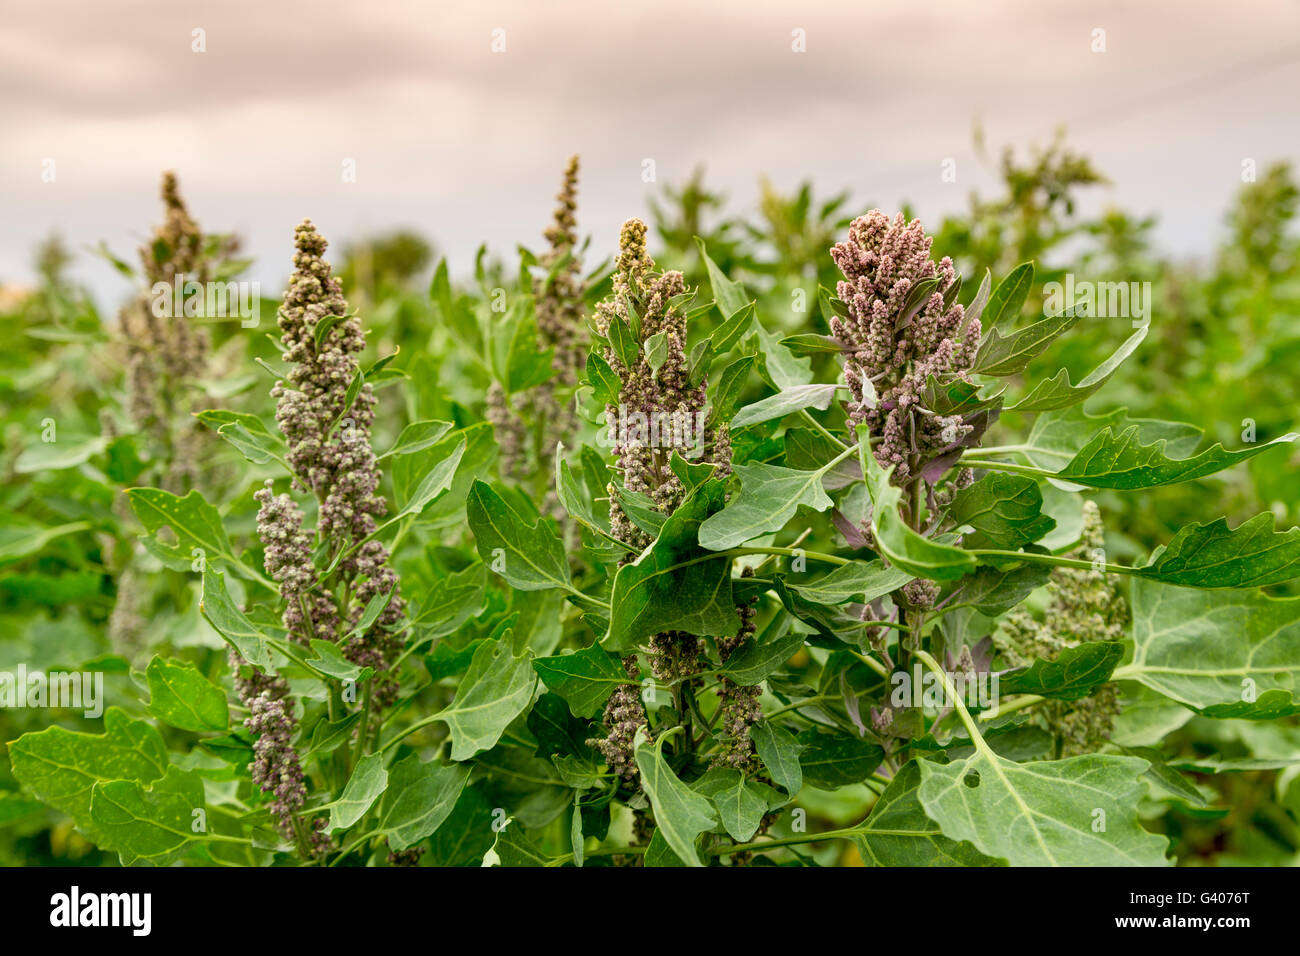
(2, 0), (1298, 301)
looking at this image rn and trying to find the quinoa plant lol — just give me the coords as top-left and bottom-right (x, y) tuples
(486, 156), (591, 507)
(486, 207), (1300, 866)
(8, 218), (471, 865)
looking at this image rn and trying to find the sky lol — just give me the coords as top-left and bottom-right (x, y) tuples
(3, 0), (1300, 305)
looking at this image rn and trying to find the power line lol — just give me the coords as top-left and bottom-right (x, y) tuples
(1069, 41), (1300, 131)
(858, 41), (1300, 194)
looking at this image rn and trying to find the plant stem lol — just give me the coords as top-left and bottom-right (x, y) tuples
(914, 648), (993, 759)
(763, 694), (835, 720)
(708, 824), (928, 857)
(960, 457), (1051, 479)
(378, 708), (445, 753)
(978, 692), (1044, 721)
(848, 650), (891, 680)
(968, 549), (1132, 575)
(798, 409), (848, 450)
(731, 546), (849, 566)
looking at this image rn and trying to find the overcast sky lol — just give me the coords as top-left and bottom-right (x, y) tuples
(4, 0), (1300, 304)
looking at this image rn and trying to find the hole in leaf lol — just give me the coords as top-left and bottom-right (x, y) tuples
(963, 770), (981, 789)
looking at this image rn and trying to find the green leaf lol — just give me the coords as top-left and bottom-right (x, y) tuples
(710, 301), (756, 355)
(773, 579), (878, 646)
(197, 406), (276, 432)
(9, 708), (169, 840)
(533, 645), (630, 718)
(1110, 683), (1195, 748)
(798, 728), (883, 789)
(145, 657), (229, 732)
(1135, 513), (1300, 588)
(313, 312), (346, 348)
(401, 423), (497, 530)
(585, 353), (621, 406)
(90, 767), (207, 865)
(1120, 747), (1208, 806)
(717, 629), (807, 686)
(1017, 405), (1202, 473)
(853, 760), (1001, 866)
(14, 434), (109, 473)
(127, 488), (244, 575)
(643, 828), (688, 866)
(1054, 426), (1297, 489)
(306, 639), (373, 682)
(199, 569), (274, 670)
(606, 313), (640, 370)
(611, 482), (666, 539)
(0, 519), (91, 564)
(999, 642), (1124, 700)
(379, 420), (454, 459)
(503, 313), (555, 393)
(429, 257), (453, 315)
(917, 750), (1171, 866)
(948, 473), (1055, 550)
(982, 262), (1034, 328)
(436, 638), (538, 760)
(779, 332), (847, 356)
(731, 383), (841, 429)
(693, 768), (768, 842)
(698, 460), (838, 552)
(687, 337), (716, 388)
(0, 568), (101, 605)
(634, 731), (719, 867)
(340, 368), (365, 425)
(753, 318), (812, 389)
(971, 306), (1083, 376)
(898, 277), (942, 329)
(552, 753), (602, 789)
(962, 269), (992, 327)
(375, 757), (471, 851)
(408, 564), (487, 645)
(752, 720), (805, 795)
(1169, 754), (1300, 773)
(955, 562), (1051, 616)
(570, 796), (586, 867)
(433, 638), (487, 685)
(528, 691), (593, 760)
(327, 753), (389, 832)
(0, 792), (46, 827)
(307, 712), (361, 756)
(708, 354), (757, 425)
(344, 588), (396, 645)
(490, 819), (552, 866)
(554, 443), (626, 553)
(860, 436), (976, 581)
(1124, 578), (1300, 717)
(606, 482), (736, 651)
(394, 439), (466, 519)
(364, 347), (401, 378)
(643, 330), (668, 379)
(696, 238), (751, 319)
(216, 421), (282, 465)
(1006, 326), (1148, 412)
(923, 377), (1004, 417)
(466, 480), (572, 592)
(783, 560), (913, 605)
(817, 284), (849, 323)
(668, 452), (716, 495)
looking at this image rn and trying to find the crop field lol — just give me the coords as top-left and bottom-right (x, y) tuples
(2, 3), (1300, 883)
